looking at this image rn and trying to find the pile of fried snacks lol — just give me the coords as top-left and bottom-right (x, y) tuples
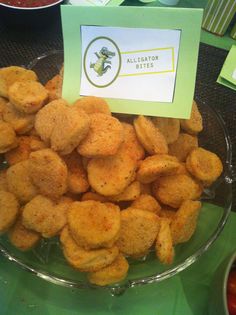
(0, 66), (223, 286)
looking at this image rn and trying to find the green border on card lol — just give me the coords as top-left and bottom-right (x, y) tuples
(61, 6), (203, 118)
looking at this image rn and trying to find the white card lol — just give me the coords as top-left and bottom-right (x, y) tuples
(69, 0), (111, 5)
(80, 26), (181, 102)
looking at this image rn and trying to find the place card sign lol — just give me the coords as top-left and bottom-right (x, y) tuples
(61, 6), (203, 118)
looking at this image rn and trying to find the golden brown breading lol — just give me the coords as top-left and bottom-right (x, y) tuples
(63, 151), (89, 194)
(78, 113), (124, 158)
(88, 254), (129, 286)
(108, 181), (141, 202)
(22, 195), (71, 238)
(116, 207), (160, 257)
(152, 117), (180, 144)
(137, 154), (181, 184)
(134, 115), (168, 155)
(34, 99), (68, 144)
(168, 133), (198, 162)
(0, 96), (7, 119)
(171, 200), (202, 244)
(29, 149), (68, 198)
(60, 226), (119, 272)
(6, 160), (38, 204)
(152, 174), (202, 208)
(0, 169), (8, 191)
(8, 216), (41, 251)
(0, 190), (19, 234)
(2, 102), (35, 134)
(155, 218), (174, 265)
(68, 201), (120, 249)
(81, 191), (108, 202)
(159, 206), (177, 222)
(73, 96), (111, 115)
(45, 74), (62, 101)
(180, 100), (203, 135)
(0, 121), (18, 153)
(186, 147), (223, 185)
(0, 66), (38, 98)
(131, 194), (161, 215)
(9, 80), (48, 114)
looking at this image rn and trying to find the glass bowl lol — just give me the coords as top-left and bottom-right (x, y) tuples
(0, 50), (233, 296)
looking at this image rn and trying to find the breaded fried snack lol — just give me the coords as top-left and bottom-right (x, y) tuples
(0, 96), (7, 118)
(51, 106), (90, 155)
(137, 154), (181, 184)
(9, 81), (48, 114)
(159, 206), (177, 222)
(131, 194), (161, 215)
(45, 74), (62, 101)
(22, 195), (70, 238)
(88, 254), (129, 286)
(152, 117), (180, 144)
(63, 151), (89, 194)
(116, 207), (160, 257)
(29, 149), (68, 198)
(186, 147), (223, 185)
(0, 121), (18, 153)
(5, 136), (46, 166)
(60, 226), (119, 272)
(35, 99), (68, 144)
(0, 66), (37, 98)
(81, 192), (108, 202)
(180, 100), (203, 135)
(134, 115), (168, 155)
(168, 133), (198, 162)
(171, 200), (202, 244)
(78, 113), (123, 158)
(109, 181), (141, 202)
(6, 160), (38, 204)
(74, 96), (111, 116)
(0, 190), (19, 234)
(68, 201), (120, 249)
(2, 102), (35, 134)
(8, 216), (41, 251)
(155, 218), (174, 265)
(121, 123), (145, 161)
(152, 174), (202, 208)
(0, 169), (8, 191)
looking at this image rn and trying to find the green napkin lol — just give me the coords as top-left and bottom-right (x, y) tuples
(0, 207), (235, 315)
(217, 45), (236, 91)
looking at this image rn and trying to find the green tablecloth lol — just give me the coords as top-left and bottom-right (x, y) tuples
(0, 210), (235, 315)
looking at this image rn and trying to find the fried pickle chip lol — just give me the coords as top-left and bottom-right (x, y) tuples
(0, 66), (38, 98)
(159, 206), (177, 222)
(68, 201), (120, 249)
(155, 218), (174, 265)
(6, 160), (38, 204)
(0, 121), (18, 153)
(0, 190), (19, 234)
(137, 154), (181, 184)
(63, 151), (89, 194)
(180, 100), (203, 135)
(35, 99), (68, 144)
(116, 207), (160, 257)
(0, 170), (8, 191)
(60, 226), (119, 272)
(22, 195), (71, 238)
(9, 80), (49, 114)
(5, 136), (46, 166)
(152, 174), (202, 208)
(88, 254), (129, 286)
(45, 74), (62, 101)
(152, 117), (180, 144)
(131, 194), (161, 215)
(51, 106), (90, 155)
(109, 181), (141, 202)
(78, 113), (124, 158)
(73, 96), (111, 116)
(168, 133), (198, 162)
(0, 96), (7, 118)
(134, 115), (168, 155)
(2, 102), (35, 135)
(81, 192), (108, 202)
(29, 149), (68, 198)
(186, 147), (223, 184)
(8, 216), (41, 251)
(171, 200), (202, 244)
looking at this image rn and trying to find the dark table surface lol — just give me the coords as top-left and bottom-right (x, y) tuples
(0, 19), (235, 209)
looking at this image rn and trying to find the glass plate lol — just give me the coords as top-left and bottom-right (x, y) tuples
(0, 50), (233, 296)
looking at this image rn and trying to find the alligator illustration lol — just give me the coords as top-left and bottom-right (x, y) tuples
(90, 47), (115, 76)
